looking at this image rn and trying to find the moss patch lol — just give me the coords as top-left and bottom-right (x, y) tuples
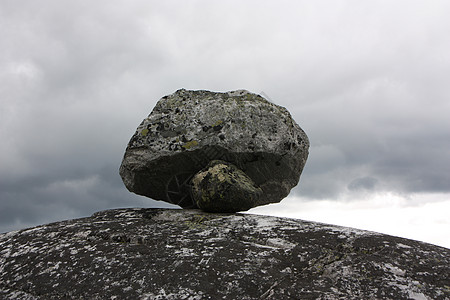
(141, 129), (149, 136)
(182, 140), (198, 149)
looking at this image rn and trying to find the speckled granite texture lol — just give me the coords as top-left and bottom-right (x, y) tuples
(1, 208), (449, 299)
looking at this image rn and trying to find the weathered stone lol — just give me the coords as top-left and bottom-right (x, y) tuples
(119, 89), (309, 210)
(191, 160), (263, 212)
(1, 208), (449, 299)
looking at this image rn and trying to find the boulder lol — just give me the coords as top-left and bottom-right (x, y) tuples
(191, 160), (263, 212)
(119, 89), (309, 210)
(1, 208), (449, 299)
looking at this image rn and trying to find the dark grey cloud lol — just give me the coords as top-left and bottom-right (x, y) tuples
(0, 166), (177, 233)
(1, 0), (450, 234)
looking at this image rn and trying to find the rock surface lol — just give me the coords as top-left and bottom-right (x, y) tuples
(1, 208), (449, 299)
(191, 160), (263, 212)
(119, 89), (309, 210)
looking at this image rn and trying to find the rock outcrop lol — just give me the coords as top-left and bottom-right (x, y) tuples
(119, 89), (309, 211)
(1, 208), (449, 299)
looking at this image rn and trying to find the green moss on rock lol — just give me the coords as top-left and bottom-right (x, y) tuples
(141, 129), (149, 136)
(182, 140), (198, 149)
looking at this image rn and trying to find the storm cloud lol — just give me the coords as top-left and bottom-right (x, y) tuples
(1, 1), (449, 247)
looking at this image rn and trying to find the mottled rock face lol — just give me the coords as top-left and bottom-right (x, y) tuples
(1, 208), (449, 299)
(119, 89), (309, 210)
(191, 160), (263, 212)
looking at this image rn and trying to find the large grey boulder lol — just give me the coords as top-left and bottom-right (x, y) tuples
(1, 208), (449, 299)
(119, 89), (309, 210)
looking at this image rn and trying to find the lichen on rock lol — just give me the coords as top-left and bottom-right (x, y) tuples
(1, 208), (449, 299)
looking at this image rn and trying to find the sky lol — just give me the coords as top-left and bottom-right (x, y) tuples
(1, 1), (449, 248)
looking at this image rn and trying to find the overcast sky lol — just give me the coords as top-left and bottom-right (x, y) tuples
(1, 1), (449, 248)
